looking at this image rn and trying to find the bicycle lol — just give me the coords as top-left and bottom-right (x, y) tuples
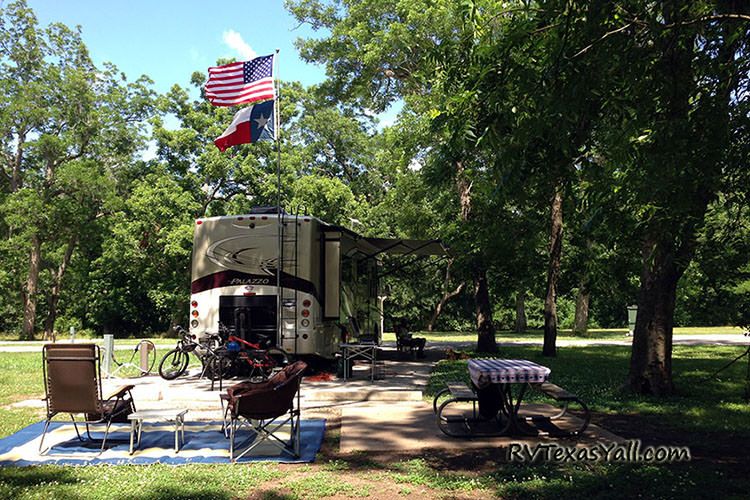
(158, 326), (221, 380)
(205, 326), (291, 389)
(106, 339), (157, 378)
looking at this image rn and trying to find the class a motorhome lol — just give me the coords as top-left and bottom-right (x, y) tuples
(188, 207), (445, 359)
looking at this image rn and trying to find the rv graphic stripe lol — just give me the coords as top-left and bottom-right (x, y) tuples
(190, 270), (318, 298)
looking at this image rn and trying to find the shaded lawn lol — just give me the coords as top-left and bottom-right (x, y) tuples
(381, 325), (744, 343)
(0, 454), (745, 500)
(428, 344), (750, 449)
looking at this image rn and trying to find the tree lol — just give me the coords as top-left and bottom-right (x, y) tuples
(287, 0), (508, 352)
(587, 1), (750, 394)
(87, 171), (198, 333)
(0, 1), (154, 338)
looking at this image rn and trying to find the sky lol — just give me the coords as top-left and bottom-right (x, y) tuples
(23, 0), (402, 144)
(26, 0), (329, 94)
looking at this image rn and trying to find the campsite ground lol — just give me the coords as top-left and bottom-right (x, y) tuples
(0, 335), (749, 499)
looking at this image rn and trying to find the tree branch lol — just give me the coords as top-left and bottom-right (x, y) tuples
(201, 178), (225, 216)
(662, 14), (750, 29)
(570, 23), (633, 59)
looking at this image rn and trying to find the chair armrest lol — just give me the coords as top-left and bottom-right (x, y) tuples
(105, 384), (134, 401)
(227, 380), (273, 399)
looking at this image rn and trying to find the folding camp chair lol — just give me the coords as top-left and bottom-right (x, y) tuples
(40, 343), (136, 454)
(224, 360), (307, 462)
(395, 322), (426, 358)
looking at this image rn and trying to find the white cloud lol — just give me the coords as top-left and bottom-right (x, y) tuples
(222, 30), (256, 60)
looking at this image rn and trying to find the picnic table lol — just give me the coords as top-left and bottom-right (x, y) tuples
(468, 358), (550, 435)
(435, 358), (590, 438)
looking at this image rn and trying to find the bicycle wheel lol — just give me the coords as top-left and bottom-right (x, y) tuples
(205, 354), (233, 381)
(135, 340), (157, 376)
(158, 349), (189, 380)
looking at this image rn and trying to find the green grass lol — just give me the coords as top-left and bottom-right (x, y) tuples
(0, 463), (284, 500)
(380, 325), (744, 344)
(484, 462), (745, 499)
(283, 471), (371, 499)
(0, 352), (44, 406)
(387, 458), (490, 491)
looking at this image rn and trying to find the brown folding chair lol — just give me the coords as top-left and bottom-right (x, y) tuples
(40, 343), (136, 454)
(224, 360), (307, 462)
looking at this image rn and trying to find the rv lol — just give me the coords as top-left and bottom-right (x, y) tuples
(188, 208), (444, 359)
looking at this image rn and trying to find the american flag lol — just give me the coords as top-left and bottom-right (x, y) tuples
(205, 54), (275, 107)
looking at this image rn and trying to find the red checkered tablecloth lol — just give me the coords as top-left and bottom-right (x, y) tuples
(468, 359), (550, 388)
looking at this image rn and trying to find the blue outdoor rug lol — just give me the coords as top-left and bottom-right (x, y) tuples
(0, 419), (325, 466)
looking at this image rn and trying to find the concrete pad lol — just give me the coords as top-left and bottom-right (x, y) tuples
(304, 388), (422, 402)
(340, 402), (622, 453)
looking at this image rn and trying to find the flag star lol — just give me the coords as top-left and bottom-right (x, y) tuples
(254, 113), (270, 130)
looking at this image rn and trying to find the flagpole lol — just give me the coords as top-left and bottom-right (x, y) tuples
(275, 48), (281, 211)
(274, 48), (283, 352)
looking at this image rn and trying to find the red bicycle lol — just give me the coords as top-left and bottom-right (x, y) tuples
(207, 328), (291, 384)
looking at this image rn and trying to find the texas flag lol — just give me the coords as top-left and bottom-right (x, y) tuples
(214, 100), (276, 152)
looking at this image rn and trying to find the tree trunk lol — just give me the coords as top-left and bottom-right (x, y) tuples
(44, 235), (78, 340)
(455, 160), (472, 221)
(427, 283), (465, 332)
(474, 265), (498, 353)
(573, 282), (590, 336)
(22, 234), (41, 340)
(626, 0), (737, 396)
(628, 237), (681, 395)
(514, 292), (527, 333)
(454, 159), (497, 353)
(427, 259), (464, 332)
(543, 183), (563, 356)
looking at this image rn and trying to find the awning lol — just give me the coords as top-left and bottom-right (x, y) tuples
(362, 238), (448, 258)
(318, 223), (448, 258)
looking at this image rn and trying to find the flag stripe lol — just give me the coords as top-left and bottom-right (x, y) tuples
(205, 77), (274, 93)
(208, 62), (243, 73)
(206, 85), (275, 99)
(206, 81), (273, 96)
(206, 72), (244, 83)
